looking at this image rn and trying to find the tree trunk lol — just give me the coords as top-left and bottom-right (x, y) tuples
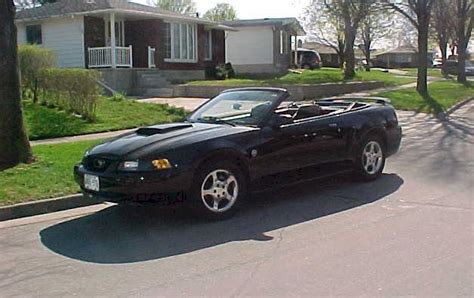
(364, 43), (371, 71)
(344, 26), (357, 79)
(456, 10), (467, 83)
(416, 19), (429, 95)
(439, 40), (448, 76)
(337, 50), (345, 69)
(457, 35), (467, 83)
(0, 0), (33, 170)
(337, 39), (345, 69)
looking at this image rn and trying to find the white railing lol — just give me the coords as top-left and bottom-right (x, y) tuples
(88, 46), (133, 68)
(148, 46), (156, 68)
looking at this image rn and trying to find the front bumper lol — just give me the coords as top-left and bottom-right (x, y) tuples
(74, 164), (193, 203)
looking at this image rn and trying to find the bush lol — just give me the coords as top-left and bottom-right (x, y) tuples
(18, 45), (56, 102)
(205, 63), (236, 80)
(39, 69), (101, 122)
(110, 92), (127, 102)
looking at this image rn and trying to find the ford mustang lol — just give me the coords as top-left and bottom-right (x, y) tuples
(74, 88), (402, 219)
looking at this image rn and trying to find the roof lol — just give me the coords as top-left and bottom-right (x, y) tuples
(15, 0), (229, 28)
(302, 42), (338, 54)
(375, 46), (418, 56)
(222, 17), (305, 35)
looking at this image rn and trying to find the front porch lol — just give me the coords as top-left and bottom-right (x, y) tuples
(87, 45), (156, 68)
(85, 12), (159, 69)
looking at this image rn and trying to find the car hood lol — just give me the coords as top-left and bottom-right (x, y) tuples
(87, 122), (246, 159)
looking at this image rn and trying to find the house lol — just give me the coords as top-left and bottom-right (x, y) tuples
(302, 41), (340, 68)
(222, 18), (305, 75)
(15, 0), (234, 95)
(373, 45), (435, 68)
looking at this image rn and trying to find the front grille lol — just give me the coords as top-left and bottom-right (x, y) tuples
(82, 156), (114, 173)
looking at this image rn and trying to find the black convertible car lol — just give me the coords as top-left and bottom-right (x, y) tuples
(74, 88), (401, 219)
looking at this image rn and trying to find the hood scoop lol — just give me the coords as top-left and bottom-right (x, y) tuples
(136, 123), (193, 136)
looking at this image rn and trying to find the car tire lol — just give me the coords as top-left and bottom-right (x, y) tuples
(354, 135), (386, 181)
(190, 159), (247, 220)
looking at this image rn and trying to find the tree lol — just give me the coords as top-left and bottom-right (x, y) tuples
(13, 0), (55, 9)
(0, 0), (33, 170)
(303, 1), (346, 68)
(453, 0), (473, 83)
(383, 0), (436, 95)
(322, 0), (376, 79)
(204, 3), (237, 22)
(431, 0), (456, 76)
(358, 7), (391, 71)
(154, 0), (196, 14)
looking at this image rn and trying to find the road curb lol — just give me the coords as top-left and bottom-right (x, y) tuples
(446, 97), (473, 116)
(0, 194), (100, 222)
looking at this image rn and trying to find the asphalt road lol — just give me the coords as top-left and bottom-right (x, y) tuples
(1, 102), (473, 297)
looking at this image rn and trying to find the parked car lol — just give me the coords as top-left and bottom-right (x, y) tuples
(74, 88), (402, 219)
(444, 60), (474, 76)
(294, 49), (322, 69)
(432, 58), (443, 68)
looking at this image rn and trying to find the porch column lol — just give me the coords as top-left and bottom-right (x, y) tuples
(294, 36), (298, 67)
(110, 12), (116, 68)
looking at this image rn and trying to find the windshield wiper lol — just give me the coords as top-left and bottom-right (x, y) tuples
(197, 116), (236, 127)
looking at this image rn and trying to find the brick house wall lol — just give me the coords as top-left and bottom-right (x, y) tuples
(84, 17), (225, 70)
(84, 16), (106, 68)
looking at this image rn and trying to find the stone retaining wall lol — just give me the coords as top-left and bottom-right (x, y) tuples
(173, 81), (385, 100)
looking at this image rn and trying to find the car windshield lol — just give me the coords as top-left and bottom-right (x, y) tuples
(188, 90), (282, 126)
(466, 60), (473, 67)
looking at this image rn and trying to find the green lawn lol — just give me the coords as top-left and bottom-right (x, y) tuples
(186, 68), (416, 87)
(376, 80), (474, 114)
(0, 140), (100, 206)
(400, 68), (447, 78)
(24, 98), (187, 140)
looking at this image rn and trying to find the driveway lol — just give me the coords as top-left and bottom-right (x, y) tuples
(2, 103), (472, 297)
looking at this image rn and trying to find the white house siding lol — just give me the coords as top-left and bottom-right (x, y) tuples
(226, 27), (273, 66)
(16, 23), (27, 44)
(17, 16), (85, 68)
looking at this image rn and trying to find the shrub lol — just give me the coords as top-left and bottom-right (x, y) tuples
(18, 45), (56, 102)
(39, 69), (101, 122)
(205, 63), (236, 80)
(110, 92), (127, 102)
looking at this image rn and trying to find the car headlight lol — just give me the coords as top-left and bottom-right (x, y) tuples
(118, 159), (172, 171)
(119, 161), (139, 171)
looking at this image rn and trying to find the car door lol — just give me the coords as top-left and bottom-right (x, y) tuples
(250, 113), (348, 178)
(287, 113), (348, 167)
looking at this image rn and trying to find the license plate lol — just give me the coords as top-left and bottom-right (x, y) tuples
(84, 174), (100, 192)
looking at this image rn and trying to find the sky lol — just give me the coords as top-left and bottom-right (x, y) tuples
(138, 0), (311, 19)
(194, 0), (310, 19)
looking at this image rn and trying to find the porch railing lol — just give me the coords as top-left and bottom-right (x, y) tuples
(148, 46), (156, 68)
(88, 46), (133, 68)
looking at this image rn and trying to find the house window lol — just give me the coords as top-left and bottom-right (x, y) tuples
(164, 22), (197, 63)
(204, 30), (212, 61)
(280, 30), (288, 54)
(26, 25), (42, 45)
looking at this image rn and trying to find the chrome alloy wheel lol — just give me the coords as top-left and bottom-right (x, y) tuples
(201, 169), (239, 213)
(362, 141), (383, 175)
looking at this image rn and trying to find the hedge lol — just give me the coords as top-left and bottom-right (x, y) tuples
(18, 45), (56, 102)
(39, 69), (101, 121)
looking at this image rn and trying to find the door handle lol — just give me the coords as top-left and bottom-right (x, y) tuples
(328, 123), (338, 128)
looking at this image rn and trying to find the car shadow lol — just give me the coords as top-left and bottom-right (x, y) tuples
(40, 173), (403, 264)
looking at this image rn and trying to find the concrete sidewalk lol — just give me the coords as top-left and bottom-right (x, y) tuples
(31, 128), (135, 146)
